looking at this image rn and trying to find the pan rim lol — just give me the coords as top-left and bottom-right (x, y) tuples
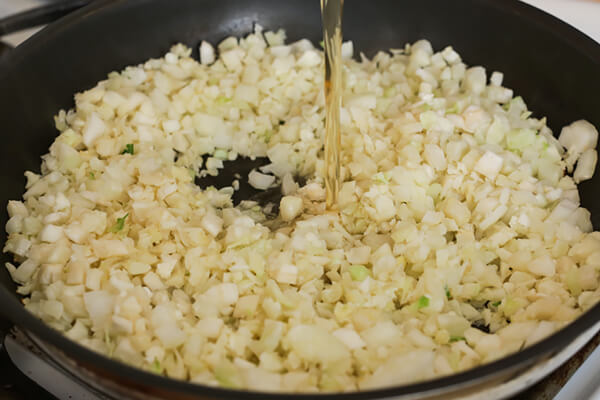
(1, 0), (600, 398)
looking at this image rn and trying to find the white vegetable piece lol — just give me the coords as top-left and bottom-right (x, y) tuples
(248, 170), (276, 190)
(424, 143), (447, 171)
(223, 49), (245, 71)
(273, 264), (298, 285)
(341, 41), (354, 59)
(286, 325), (349, 367)
(374, 195), (396, 221)
(151, 305), (186, 348)
(196, 317), (224, 339)
(199, 41), (215, 65)
(559, 120), (598, 157)
(164, 52), (178, 65)
(474, 151), (503, 179)
(142, 272), (164, 291)
(193, 113), (225, 136)
(297, 50), (321, 68)
(85, 269), (103, 291)
(302, 182), (326, 201)
(441, 46), (460, 64)
(270, 45), (291, 58)
(7, 201), (28, 217)
(280, 196), (303, 221)
(156, 256), (177, 279)
(39, 224), (63, 243)
(346, 246), (371, 265)
(347, 95), (377, 110)
(280, 173), (299, 196)
(234, 84), (260, 106)
(5, 216), (23, 235)
(333, 328), (366, 350)
(204, 283), (239, 308)
(112, 315), (133, 334)
(127, 261), (151, 275)
(83, 112), (106, 147)
(360, 350), (435, 389)
(8, 259), (38, 283)
(291, 39), (313, 53)
(528, 254), (556, 277)
(92, 239), (129, 258)
(464, 66), (486, 94)
(490, 71), (503, 86)
(41, 300), (64, 320)
(201, 212), (223, 237)
(4, 236), (31, 257)
(83, 290), (114, 325)
(547, 199), (579, 222)
(574, 149), (597, 183)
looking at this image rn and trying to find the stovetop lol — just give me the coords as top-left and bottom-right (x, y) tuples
(0, 318), (54, 400)
(0, 346), (55, 400)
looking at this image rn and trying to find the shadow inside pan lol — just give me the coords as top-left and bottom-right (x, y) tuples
(0, 42), (11, 59)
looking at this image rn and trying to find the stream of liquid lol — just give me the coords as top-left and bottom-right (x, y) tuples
(321, 0), (344, 209)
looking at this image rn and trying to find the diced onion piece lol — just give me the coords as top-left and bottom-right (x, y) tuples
(201, 212), (223, 236)
(7, 201), (28, 218)
(464, 67), (486, 94)
(349, 265), (369, 281)
(474, 151), (503, 179)
(574, 149), (597, 183)
(83, 290), (114, 325)
(39, 224), (63, 243)
(204, 283), (239, 308)
(490, 71), (503, 86)
(273, 264), (298, 285)
(287, 325), (350, 367)
(280, 196), (303, 221)
(297, 50), (321, 68)
(528, 255), (556, 277)
(374, 195), (396, 221)
(341, 41), (354, 59)
(83, 112), (106, 147)
(333, 328), (366, 349)
(559, 120), (598, 156)
(200, 41), (215, 65)
(248, 170), (276, 190)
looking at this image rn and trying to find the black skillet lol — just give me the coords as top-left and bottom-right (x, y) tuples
(1, 0), (600, 399)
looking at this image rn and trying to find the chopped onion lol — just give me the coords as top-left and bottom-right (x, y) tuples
(248, 170), (276, 190)
(5, 30), (600, 394)
(199, 40), (215, 65)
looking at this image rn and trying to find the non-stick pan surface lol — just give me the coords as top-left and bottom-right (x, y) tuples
(1, 0), (600, 398)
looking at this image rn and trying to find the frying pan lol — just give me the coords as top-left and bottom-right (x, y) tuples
(1, 0), (600, 398)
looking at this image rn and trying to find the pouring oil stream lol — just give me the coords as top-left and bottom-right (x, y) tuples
(321, 0), (344, 209)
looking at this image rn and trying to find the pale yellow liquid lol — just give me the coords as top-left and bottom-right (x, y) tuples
(321, 0), (344, 209)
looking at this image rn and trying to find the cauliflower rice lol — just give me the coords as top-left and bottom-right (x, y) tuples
(4, 26), (600, 392)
